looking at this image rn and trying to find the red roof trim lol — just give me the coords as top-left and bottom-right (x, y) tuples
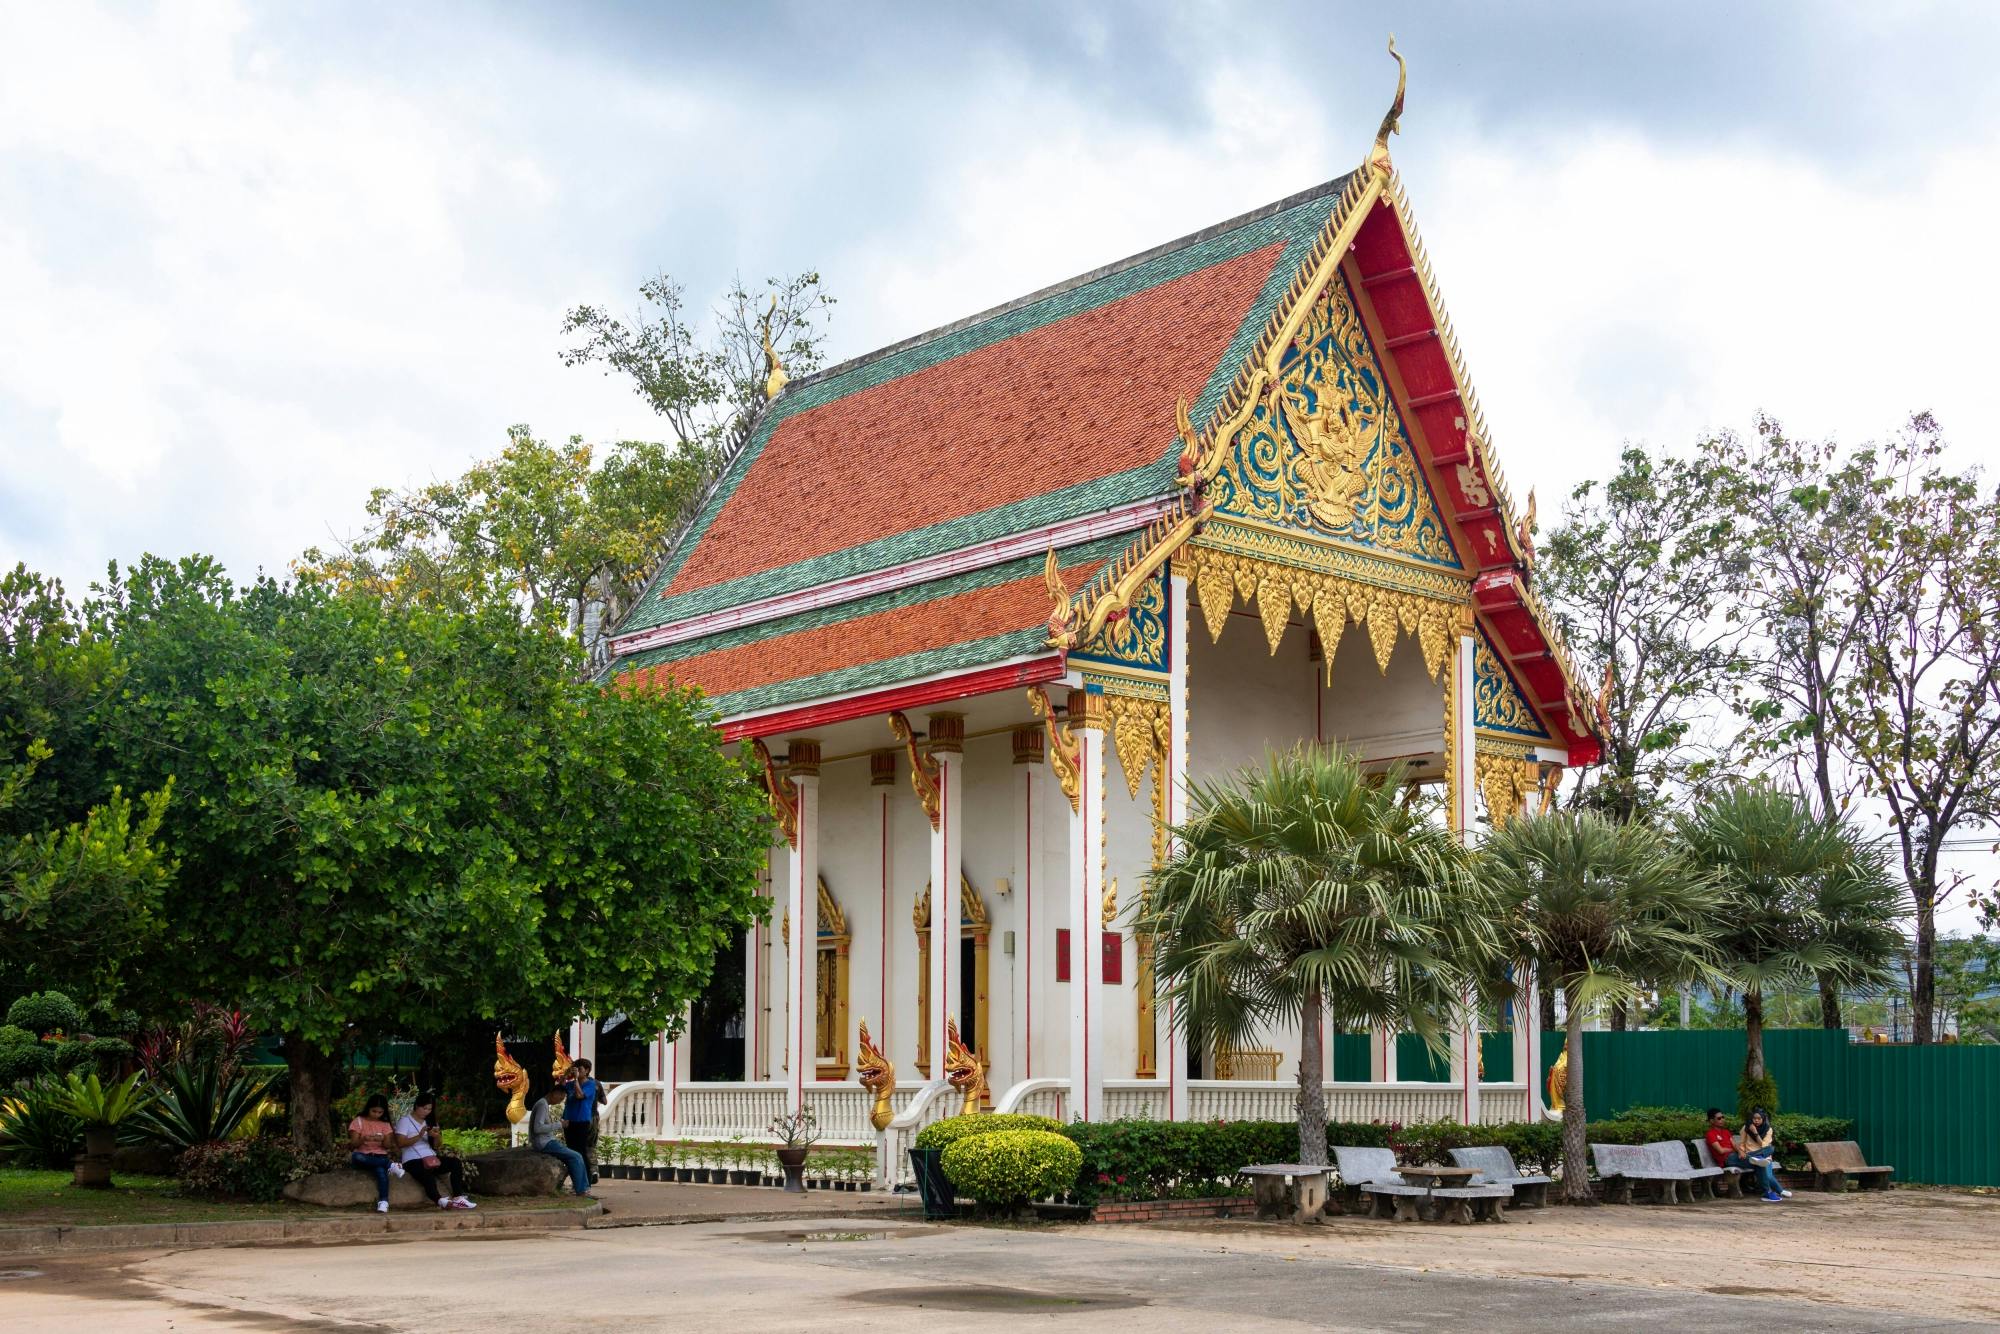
(719, 656), (1067, 741)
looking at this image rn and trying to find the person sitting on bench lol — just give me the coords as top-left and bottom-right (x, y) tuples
(1732, 1107), (1789, 1201)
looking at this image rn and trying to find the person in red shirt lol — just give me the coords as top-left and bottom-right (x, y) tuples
(1703, 1107), (1737, 1170)
(1707, 1106), (1783, 1200)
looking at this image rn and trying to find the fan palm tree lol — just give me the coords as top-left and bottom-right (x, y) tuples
(1480, 810), (1722, 1202)
(1140, 745), (1498, 1166)
(1678, 783), (1901, 1115)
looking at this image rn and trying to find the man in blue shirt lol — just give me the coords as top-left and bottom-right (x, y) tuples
(560, 1059), (602, 1183)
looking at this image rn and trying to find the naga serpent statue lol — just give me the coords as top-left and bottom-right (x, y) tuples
(943, 1018), (986, 1117)
(493, 1033), (529, 1126)
(856, 1019), (896, 1132)
(552, 1031), (574, 1084)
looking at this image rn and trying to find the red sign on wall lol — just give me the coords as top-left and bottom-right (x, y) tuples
(1102, 930), (1123, 985)
(1055, 929), (1070, 982)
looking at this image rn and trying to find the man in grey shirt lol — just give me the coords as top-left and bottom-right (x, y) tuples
(531, 1087), (592, 1198)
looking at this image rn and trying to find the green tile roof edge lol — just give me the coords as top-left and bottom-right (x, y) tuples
(613, 175), (1352, 639)
(694, 627), (1051, 720)
(610, 531), (1130, 676)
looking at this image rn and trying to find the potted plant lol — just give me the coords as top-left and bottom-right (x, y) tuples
(766, 1108), (819, 1193)
(57, 1071), (152, 1190)
(640, 1141), (661, 1182)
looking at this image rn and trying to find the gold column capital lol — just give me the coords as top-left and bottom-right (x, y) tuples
(869, 749), (898, 786)
(925, 711), (966, 754)
(1066, 687), (1108, 732)
(1011, 726), (1044, 765)
(786, 738), (822, 778)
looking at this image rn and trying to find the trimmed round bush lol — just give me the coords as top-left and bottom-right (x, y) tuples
(7, 991), (85, 1037)
(0, 1035), (54, 1086)
(941, 1129), (1081, 1207)
(913, 1112), (1061, 1152)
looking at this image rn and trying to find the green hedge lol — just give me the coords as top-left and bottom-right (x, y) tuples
(1050, 1108), (1858, 1204)
(941, 1129), (1080, 1208)
(912, 1112), (1061, 1152)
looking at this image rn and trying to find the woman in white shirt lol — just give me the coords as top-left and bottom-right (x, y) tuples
(392, 1092), (476, 1210)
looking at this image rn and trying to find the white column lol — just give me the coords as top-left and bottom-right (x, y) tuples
(927, 713), (964, 1086)
(742, 905), (759, 1082)
(1166, 572), (1192, 1120)
(1370, 1024), (1399, 1082)
(568, 1016), (596, 1069)
(1012, 727), (1045, 1080)
(1456, 993), (1481, 1125)
(1068, 687), (1107, 1122)
(1452, 613), (1477, 838)
(1516, 964), (1544, 1122)
(783, 740), (821, 1113)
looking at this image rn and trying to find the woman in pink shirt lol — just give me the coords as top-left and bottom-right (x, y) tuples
(347, 1093), (397, 1213)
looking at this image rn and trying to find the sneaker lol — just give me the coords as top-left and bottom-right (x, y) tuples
(448, 1197), (477, 1210)
(1762, 1191), (1782, 1202)
(437, 1197), (452, 1209)
(376, 1200), (390, 1213)
(1780, 1189), (1793, 1198)
(388, 1162), (406, 1178)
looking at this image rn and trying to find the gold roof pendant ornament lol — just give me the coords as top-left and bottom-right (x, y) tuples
(1368, 34), (1407, 176)
(760, 295), (789, 401)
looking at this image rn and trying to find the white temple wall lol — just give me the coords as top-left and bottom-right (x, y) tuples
(959, 732), (1015, 1092)
(814, 753), (877, 1082)
(1317, 630), (1445, 762)
(1026, 748), (1070, 1081)
(1099, 738), (1152, 1078)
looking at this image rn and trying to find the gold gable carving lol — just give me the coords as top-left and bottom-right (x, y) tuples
(913, 875), (987, 932)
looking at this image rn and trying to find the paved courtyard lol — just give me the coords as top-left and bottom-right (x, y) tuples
(4, 1186), (1997, 1330)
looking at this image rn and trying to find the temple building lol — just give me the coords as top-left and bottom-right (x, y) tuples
(593, 68), (1602, 1168)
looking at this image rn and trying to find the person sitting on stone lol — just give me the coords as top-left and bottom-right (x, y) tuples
(530, 1082), (593, 1200)
(393, 1091), (476, 1210)
(346, 1092), (398, 1214)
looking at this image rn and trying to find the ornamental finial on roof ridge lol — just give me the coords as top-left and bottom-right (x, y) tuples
(1369, 35), (1407, 175)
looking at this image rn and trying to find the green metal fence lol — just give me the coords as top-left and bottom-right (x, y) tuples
(1532, 1028), (2000, 1187)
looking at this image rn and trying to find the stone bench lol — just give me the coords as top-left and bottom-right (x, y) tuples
(1590, 1141), (1717, 1205)
(1331, 1146), (1430, 1223)
(1238, 1164), (1330, 1224)
(1805, 1140), (1894, 1192)
(1688, 1139), (1754, 1199)
(283, 1149), (566, 1208)
(1448, 1145), (1553, 1209)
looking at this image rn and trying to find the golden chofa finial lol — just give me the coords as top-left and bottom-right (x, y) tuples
(760, 295), (789, 401)
(1369, 34), (1407, 175)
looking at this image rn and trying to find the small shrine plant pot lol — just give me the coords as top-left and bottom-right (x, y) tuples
(776, 1147), (810, 1194)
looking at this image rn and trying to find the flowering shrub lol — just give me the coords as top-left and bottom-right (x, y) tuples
(913, 1112), (1061, 1152)
(940, 1129), (1080, 1207)
(177, 1139), (343, 1202)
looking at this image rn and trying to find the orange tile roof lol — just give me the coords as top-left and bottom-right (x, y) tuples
(624, 559), (1105, 705)
(662, 243), (1284, 598)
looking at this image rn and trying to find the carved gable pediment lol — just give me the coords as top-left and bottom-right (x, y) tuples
(1208, 270), (1459, 570)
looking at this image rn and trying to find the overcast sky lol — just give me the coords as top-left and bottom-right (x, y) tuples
(3, 2), (1997, 922)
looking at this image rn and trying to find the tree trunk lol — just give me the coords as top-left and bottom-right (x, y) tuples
(1817, 975), (1843, 1030)
(1912, 893), (1937, 1044)
(287, 1039), (339, 1154)
(1742, 989), (1766, 1081)
(1296, 984), (1327, 1167)
(1560, 996), (1591, 1203)
(1609, 1004), (1629, 1032)
(1539, 977), (1557, 1035)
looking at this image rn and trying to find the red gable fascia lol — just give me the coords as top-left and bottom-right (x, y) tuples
(1351, 199), (1600, 767)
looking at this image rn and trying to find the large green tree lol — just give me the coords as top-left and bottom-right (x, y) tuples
(1539, 442), (1746, 825)
(91, 556), (770, 1150)
(1480, 810), (1720, 1201)
(1141, 746), (1498, 1166)
(1678, 784), (1902, 1112)
(1, 566), (173, 1002)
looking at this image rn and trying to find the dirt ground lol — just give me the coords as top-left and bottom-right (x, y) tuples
(1098, 1186), (2000, 1326)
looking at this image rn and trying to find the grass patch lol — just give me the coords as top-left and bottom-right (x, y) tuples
(0, 1168), (584, 1228)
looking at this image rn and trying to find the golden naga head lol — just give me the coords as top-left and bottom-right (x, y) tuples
(943, 1019), (985, 1115)
(856, 1020), (896, 1132)
(552, 1031), (574, 1082)
(493, 1033), (527, 1093)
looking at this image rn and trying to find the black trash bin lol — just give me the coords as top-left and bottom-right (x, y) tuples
(908, 1147), (957, 1219)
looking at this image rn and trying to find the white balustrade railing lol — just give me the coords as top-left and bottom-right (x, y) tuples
(882, 1081), (960, 1187)
(991, 1078), (1067, 1120)
(1476, 1083), (1528, 1125)
(1103, 1080), (1169, 1120)
(602, 1080), (666, 1143)
(674, 1082), (788, 1141)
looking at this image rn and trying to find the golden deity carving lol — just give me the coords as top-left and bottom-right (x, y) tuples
(1282, 390), (1371, 531)
(1101, 876), (1118, 930)
(943, 1018), (985, 1116)
(856, 1020), (896, 1132)
(1547, 1046), (1568, 1113)
(1042, 549), (1078, 651)
(493, 1034), (528, 1126)
(886, 712), (941, 829)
